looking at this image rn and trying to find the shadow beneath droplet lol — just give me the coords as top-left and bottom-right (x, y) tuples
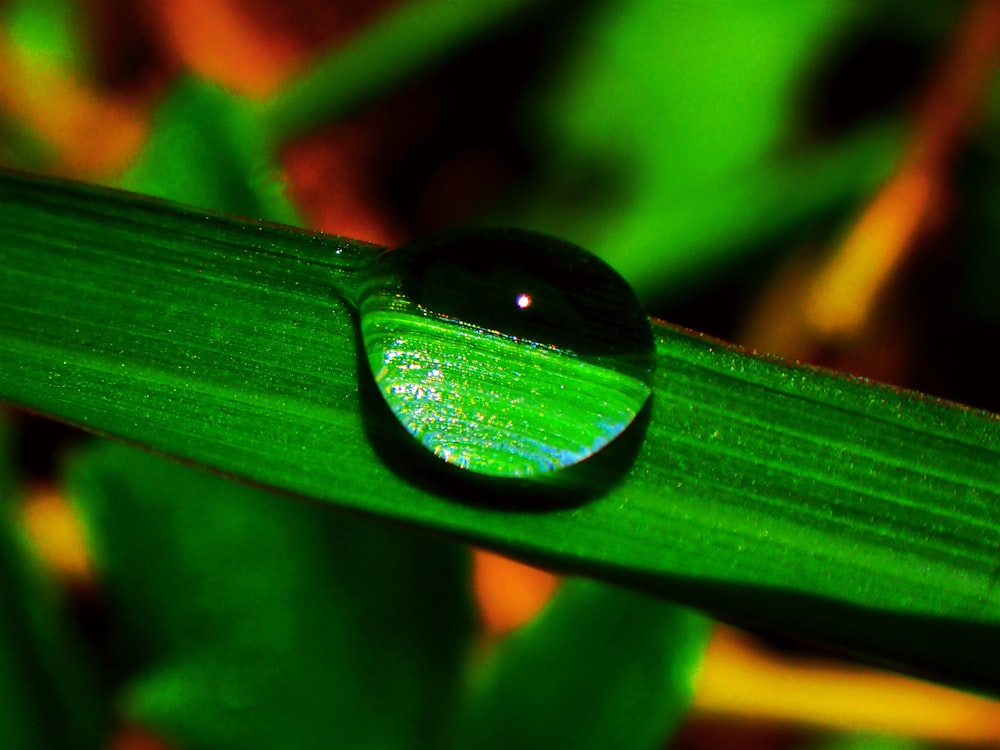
(353, 319), (651, 512)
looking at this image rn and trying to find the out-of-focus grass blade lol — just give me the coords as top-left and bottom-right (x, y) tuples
(0, 171), (998, 691)
(121, 77), (300, 225)
(521, 0), (875, 294)
(617, 128), (900, 298)
(0, 416), (106, 749)
(68, 441), (472, 750)
(449, 580), (707, 750)
(264, 0), (539, 142)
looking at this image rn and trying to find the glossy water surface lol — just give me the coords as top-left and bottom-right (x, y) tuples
(359, 228), (655, 477)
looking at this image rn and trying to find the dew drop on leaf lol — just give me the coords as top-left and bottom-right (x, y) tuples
(359, 228), (655, 477)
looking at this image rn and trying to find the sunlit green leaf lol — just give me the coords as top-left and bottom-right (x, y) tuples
(0, 171), (998, 692)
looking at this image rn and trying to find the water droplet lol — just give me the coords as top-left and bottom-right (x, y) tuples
(359, 228), (655, 477)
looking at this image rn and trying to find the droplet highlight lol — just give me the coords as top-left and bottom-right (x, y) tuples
(359, 228), (655, 477)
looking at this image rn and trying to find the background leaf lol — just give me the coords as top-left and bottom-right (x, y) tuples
(121, 77), (300, 225)
(511, 0), (899, 297)
(68, 440), (473, 750)
(449, 580), (708, 750)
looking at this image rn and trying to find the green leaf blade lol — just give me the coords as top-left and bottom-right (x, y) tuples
(1, 170), (998, 691)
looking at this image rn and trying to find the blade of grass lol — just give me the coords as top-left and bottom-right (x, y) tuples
(262, 0), (540, 142)
(67, 440), (472, 750)
(0, 170), (998, 691)
(513, 0), (895, 299)
(448, 580), (707, 750)
(121, 77), (300, 225)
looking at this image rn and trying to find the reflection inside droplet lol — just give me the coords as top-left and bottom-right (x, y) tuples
(359, 228), (655, 477)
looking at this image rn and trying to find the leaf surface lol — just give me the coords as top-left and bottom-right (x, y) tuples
(1, 171), (998, 691)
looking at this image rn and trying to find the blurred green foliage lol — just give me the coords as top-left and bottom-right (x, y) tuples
(522, 1), (866, 283)
(69, 442), (473, 750)
(1, 0), (997, 748)
(122, 78), (300, 225)
(0, 418), (105, 749)
(450, 580), (706, 750)
(5, 0), (85, 72)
